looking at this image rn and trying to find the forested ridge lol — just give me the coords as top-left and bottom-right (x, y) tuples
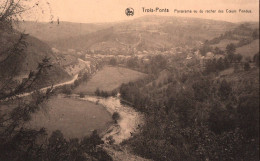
(119, 48), (259, 160)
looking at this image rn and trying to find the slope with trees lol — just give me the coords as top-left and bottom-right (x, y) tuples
(0, 1), (112, 160)
(119, 49), (259, 161)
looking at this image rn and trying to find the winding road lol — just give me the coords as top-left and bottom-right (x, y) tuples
(0, 74), (78, 102)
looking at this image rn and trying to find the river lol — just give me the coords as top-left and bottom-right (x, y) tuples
(77, 95), (150, 161)
(76, 95), (144, 144)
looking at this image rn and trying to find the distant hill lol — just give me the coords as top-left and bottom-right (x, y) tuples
(18, 16), (258, 55)
(49, 27), (116, 51)
(16, 21), (111, 42)
(44, 16), (238, 52)
(208, 22), (259, 60)
(0, 29), (71, 89)
(236, 21), (259, 29)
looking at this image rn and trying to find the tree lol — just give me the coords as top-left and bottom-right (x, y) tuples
(0, 1), (57, 160)
(106, 136), (115, 145)
(0, 52), (54, 160)
(234, 63), (240, 72)
(244, 62), (250, 71)
(112, 112), (120, 123)
(223, 57), (230, 69)
(95, 88), (100, 96)
(226, 43), (236, 54)
(192, 79), (211, 101)
(109, 58), (117, 66)
(79, 92), (85, 98)
(0, 1), (111, 160)
(62, 85), (72, 95)
(151, 54), (167, 69)
(226, 43), (236, 62)
(0, 0), (52, 29)
(233, 53), (243, 63)
(45, 130), (112, 161)
(175, 90), (195, 127)
(253, 52), (259, 67)
(252, 29), (259, 40)
(204, 59), (217, 74)
(127, 57), (139, 68)
(214, 47), (224, 55)
(208, 104), (236, 134)
(216, 58), (225, 71)
(218, 79), (232, 100)
(47, 130), (69, 161)
(199, 44), (212, 56)
(237, 95), (259, 138)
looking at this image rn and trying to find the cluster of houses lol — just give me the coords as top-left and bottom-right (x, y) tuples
(52, 43), (225, 75)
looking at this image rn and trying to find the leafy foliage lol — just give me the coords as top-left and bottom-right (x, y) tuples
(120, 54), (259, 161)
(0, 1), (111, 160)
(112, 112), (120, 123)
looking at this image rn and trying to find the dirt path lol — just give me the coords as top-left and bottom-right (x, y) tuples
(18, 74), (78, 97)
(0, 74), (78, 102)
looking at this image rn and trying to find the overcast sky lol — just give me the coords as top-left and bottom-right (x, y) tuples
(25, 0), (259, 23)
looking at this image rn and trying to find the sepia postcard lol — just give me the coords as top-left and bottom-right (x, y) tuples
(0, 0), (259, 160)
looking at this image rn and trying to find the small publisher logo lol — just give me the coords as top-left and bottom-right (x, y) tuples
(125, 8), (134, 16)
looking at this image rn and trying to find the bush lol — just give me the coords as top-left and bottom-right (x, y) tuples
(62, 85), (72, 95)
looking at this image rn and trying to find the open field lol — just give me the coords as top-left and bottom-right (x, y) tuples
(235, 39), (259, 60)
(211, 39), (239, 50)
(26, 96), (112, 138)
(74, 66), (146, 94)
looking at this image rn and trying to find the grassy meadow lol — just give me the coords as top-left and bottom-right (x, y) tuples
(211, 39), (239, 50)
(235, 39), (259, 60)
(74, 66), (146, 94)
(26, 96), (112, 138)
